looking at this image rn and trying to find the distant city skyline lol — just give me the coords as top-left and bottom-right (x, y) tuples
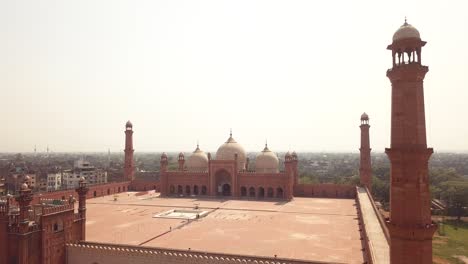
(1, 0), (467, 152)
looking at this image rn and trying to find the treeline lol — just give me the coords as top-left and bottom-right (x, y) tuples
(371, 166), (468, 219)
(300, 166), (468, 219)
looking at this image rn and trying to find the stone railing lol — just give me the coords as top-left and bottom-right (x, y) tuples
(67, 241), (341, 264)
(363, 187), (389, 243)
(355, 187), (373, 264)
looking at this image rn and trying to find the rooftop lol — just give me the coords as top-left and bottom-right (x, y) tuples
(85, 192), (364, 263)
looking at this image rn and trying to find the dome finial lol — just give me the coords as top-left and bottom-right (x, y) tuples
(196, 140), (200, 151)
(263, 139), (269, 151)
(230, 128), (232, 138)
(404, 16), (407, 25)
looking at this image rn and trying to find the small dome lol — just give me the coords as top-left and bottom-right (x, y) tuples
(79, 176), (85, 182)
(216, 132), (246, 170)
(21, 183), (28, 190)
(126, 120), (133, 128)
(178, 152), (185, 159)
(186, 145), (208, 171)
(361, 112), (369, 120)
(291, 151), (298, 160)
(161, 152), (168, 159)
(393, 20), (420, 41)
(285, 151), (292, 158)
(255, 144), (279, 173)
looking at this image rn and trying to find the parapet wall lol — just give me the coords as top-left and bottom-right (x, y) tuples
(363, 187), (389, 242)
(355, 187), (373, 264)
(32, 181), (131, 203)
(294, 184), (356, 199)
(66, 242), (336, 264)
(131, 180), (160, 192)
(42, 203), (74, 216)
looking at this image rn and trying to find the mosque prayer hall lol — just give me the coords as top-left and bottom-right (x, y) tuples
(0, 20), (436, 264)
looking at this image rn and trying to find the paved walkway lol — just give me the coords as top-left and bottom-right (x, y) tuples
(357, 187), (390, 264)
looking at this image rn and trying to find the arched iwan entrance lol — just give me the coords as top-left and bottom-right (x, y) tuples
(215, 169), (232, 196)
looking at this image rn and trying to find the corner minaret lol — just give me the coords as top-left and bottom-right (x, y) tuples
(359, 113), (372, 191)
(385, 20), (436, 264)
(178, 152), (185, 171)
(124, 121), (135, 181)
(76, 177), (89, 240)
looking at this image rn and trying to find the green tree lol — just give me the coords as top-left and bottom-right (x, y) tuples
(440, 181), (468, 221)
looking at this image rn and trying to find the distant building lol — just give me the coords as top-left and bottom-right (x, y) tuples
(47, 171), (62, 191)
(37, 177), (47, 191)
(5, 173), (37, 193)
(63, 160), (107, 189)
(0, 177), (5, 195)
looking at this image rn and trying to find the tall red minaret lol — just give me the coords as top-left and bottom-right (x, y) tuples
(76, 177), (89, 240)
(359, 112), (372, 191)
(124, 121), (135, 181)
(385, 20), (436, 264)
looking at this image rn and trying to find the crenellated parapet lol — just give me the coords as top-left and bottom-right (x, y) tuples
(42, 203), (74, 216)
(165, 171), (209, 176)
(238, 171), (287, 177)
(66, 242), (334, 264)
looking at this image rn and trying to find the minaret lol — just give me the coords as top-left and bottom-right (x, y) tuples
(284, 152), (294, 200)
(124, 121), (135, 181)
(385, 20), (436, 264)
(178, 152), (185, 171)
(359, 112), (372, 191)
(291, 151), (299, 188)
(107, 148), (111, 169)
(15, 179), (33, 264)
(160, 153), (168, 172)
(159, 152), (169, 196)
(16, 179), (33, 233)
(76, 177), (89, 240)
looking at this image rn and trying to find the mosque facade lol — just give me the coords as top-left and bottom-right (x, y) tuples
(156, 129), (298, 200)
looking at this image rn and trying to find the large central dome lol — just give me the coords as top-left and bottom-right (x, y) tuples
(216, 132), (246, 170)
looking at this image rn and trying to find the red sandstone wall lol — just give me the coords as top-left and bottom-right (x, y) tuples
(237, 173), (290, 199)
(355, 192), (373, 264)
(0, 210), (8, 264)
(41, 210), (75, 264)
(294, 184), (356, 198)
(32, 181), (131, 203)
(163, 172), (209, 196)
(66, 242), (333, 264)
(131, 179), (160, 192)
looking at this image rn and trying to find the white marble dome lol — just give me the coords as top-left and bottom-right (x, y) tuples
(216, 133), (246, 170)
(393, 21), (420, 41)
(186, 145), (208, 171)
(255, 144), (279, 173)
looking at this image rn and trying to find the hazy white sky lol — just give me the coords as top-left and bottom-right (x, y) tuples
(1, 0), (467, 153)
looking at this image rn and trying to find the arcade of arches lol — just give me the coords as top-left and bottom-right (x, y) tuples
(168, 184), (285, 199)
